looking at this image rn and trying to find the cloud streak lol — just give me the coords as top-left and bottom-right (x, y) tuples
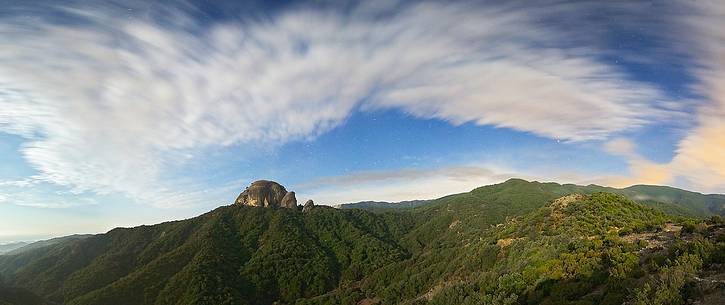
(598, 1), (725, 193)
(0, 1), (673, 206)
(667, 0), (725, 192)
(297, 166), (513, 190)
(298, 165), (517, 205)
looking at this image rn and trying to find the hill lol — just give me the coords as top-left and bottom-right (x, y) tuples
(0, 179), (723, 305)
(310, 193), (725, 305)
(0, 243), (28, 255)
(2, 235), (93, 256)
(0, 204), (413, 305)
(338, 200), (431, 210)
(340, 179), (725, 218)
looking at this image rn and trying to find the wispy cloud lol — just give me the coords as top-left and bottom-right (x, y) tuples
(297, 166), (512, 190)
(298, 165), (518, 205)
(0, 186), (98, 209)
(599, 138), (673, 188)
(598, 1), (725, 193)
(667, 0), (725, 192)
(0, 1), (675, 206)
(0, 179), (38, 188)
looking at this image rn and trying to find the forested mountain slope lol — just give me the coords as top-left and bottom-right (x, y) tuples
(0, 206), (413, 305)
(312, 192), (725, 305)
(1, 180), (723, 305)
(343, 179), (725, 218)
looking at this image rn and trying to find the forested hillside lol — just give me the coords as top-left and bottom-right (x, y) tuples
(0, 206), (413, 305)
(342, 179), (725, 218)
(1, 180), (723, 305)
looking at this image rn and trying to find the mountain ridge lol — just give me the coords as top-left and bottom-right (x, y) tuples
(339, 178), (725, 217)
(0, 179), (723, 305)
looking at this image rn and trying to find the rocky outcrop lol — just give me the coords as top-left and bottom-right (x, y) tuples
(235, 180), (298, 208)
(302, 200), (315, 212)
(281, 192), (297, 209)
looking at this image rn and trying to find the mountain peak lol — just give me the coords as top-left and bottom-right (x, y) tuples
(234, 180), (298, 208)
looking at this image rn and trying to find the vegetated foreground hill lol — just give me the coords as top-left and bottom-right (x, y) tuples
(0, 205), (413, 305)
(0, 179), (724, 305)
(340, 178), (725, 217)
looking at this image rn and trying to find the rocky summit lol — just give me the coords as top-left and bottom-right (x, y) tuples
(302, 199), (315, 212)
(235, 180), (298, 208)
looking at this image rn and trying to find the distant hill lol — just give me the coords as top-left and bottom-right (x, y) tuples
(338, 199), (431, 210)
(0, 243), (28, 255)
(0, 179), (723, 305)
(3, 235), (93, 256)
(619, 184), (725, 216)
(340, 178), (725, 218)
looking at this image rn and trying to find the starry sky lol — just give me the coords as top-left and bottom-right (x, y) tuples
(0, 0), (724, 242)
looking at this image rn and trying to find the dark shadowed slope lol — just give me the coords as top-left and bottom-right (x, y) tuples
(0, 284), (47, 305)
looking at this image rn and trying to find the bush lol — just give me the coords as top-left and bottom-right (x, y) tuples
(682, 221), (697, 234)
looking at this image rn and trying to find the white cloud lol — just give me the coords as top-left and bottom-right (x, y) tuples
(296, 164), (628, 205)
(667, 0), (725, 192)
(0, 179), (37, 188)
(298, 165), (518, 205)
(296, 166), (512, 190)
(0, 185), (97, 209)
(597, 1), (725, 193)
(598, 138), (673, 188)
(0, 2), (671, 206)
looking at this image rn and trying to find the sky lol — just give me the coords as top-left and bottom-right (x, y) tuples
(0, 0), (724, 242)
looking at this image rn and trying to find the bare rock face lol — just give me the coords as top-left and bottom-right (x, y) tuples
(235, 180), (297, 208)
(281, 191), (298, 209)
(302, 200), (315, 212)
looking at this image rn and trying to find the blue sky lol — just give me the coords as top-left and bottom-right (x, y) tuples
(0, 0), (724, 242)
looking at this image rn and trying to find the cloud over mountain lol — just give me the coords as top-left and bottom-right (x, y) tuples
(0, 1), (677, 205)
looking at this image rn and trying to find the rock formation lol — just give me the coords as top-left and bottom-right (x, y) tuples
(302, 200), (315, 212)
(235, 180), (298, 208)
(281, 191), (297, 209)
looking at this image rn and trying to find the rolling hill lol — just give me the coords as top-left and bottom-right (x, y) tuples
(340, 179), (725, 217)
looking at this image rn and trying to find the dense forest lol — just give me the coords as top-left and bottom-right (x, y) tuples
(1, 179), (723, 305)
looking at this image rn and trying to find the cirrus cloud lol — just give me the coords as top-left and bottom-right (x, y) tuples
(0, 1), (672, 206)
(598, 0), (725, 193)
